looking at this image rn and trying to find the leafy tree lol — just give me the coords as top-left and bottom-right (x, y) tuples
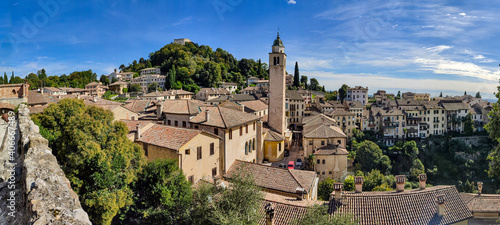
(325, 91), (338, 101)
(362, 169), (395, 191)
(354, 141), (391, 174)
(100, 75), (110, 85)
(37, 68), (47, 80)
(130, 84), (142, 93)
(463, 113), (474, 135)
(198, 61), (221, 88)
(338, 84), (349, 103)
(26, 73), (41, 89)
(343, 175), (355, 191)
(475, 91), (481, 99)
(147, 82), (159, 92)
(294, 204), (359, 225)
(310, 78), (320, 91)
(146, 61), (153, 68)
(32, 99), (147, 224)
(300, 75), (308, 88)
(484, 82), (500, 179)
(409, 159), (425, 182)
(372, 183), (393, 191)
(191, 166), (263, 225)
(318, 178), (336, 201)
(293, 62), (300, 87)
(120, 159), (192, 224)
(389, 141), (419, 173)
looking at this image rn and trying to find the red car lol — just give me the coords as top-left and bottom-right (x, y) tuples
(287, 161), (295, 170)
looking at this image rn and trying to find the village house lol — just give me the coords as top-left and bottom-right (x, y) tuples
(156, 99), (207, 128)
(220, 82), (238, 93)
(42, 87), (66, 95)
(108, 81), (128, 94)
(108, 69), (135, 82)
(440, 100), (470, 133)
(327, 109), (356, 137)
(240, 99), (268, 117)
(122, 120), (221, 183)
(140, 67), (161, 76)
(313, 144), (348, 181)
(247, 76), (260, 86)
(195, 88), (230, 101)
(302, 114), (347, 156)
(189, 105), (262, 174)
(402, 92), (431, 101)
(168, 89), (194, 100)
(285, 90), (305, 129)
(130, 74), (165, 92)
(346, 86), (368, 105)
(85, 82), (108, 97)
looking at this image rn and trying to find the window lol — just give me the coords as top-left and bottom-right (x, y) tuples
(253, 138), (256, 150)
(329, 171), (332, 174)
(188, 176), (194, 184)
(197, 146), (202, 160)
(212, 167), (217, 177)
(322, 159), (325, 164)
(246, 124), (248, 133)
(245, 142), (248, 155)
(214, 128), (218, 135)
(210, 143), (215, 155)
(253, 122), (256, 130)
(279, 143), (281, 151)
(322, 171), (325, 175)
(182, 121), (187, 127)
(175, 121), (178, 126)
(321, 141), (325, 145)
(309, 140), (313, 145)
(167, 120), (171, 125)
(195, 125), (199, 129)
(144, 144), (148, 156)
(185, 149), (190, 155)
(229, 129), (233, 139)
(240, 126), (243, 136)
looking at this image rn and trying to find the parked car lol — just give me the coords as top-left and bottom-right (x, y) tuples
(278, 163), (285, 168)
(287, 161), (295, 170)
(296, 158), (302, 167)
(284, 150), (289, 157)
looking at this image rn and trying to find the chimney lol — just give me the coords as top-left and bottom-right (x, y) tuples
(354, 176), (363, 193)
(419, 174), (427, 190)
(205, 109), (210, 122)
(296, 187), (305, 200)
(436, 194), (446, 216)
(114, 68), (117, 73)
(477, 182), (483, 195)
(40, 88), (44, 94)
(330, 183), (343, 201)
(135, 124), (141, 140)
(264, 203), (275, 225)
(131, 116), (135, 121)
(396, 175), (406, 192)
(157, 102), (163, 120)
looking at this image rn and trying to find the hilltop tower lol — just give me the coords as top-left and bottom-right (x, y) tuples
(268, 33), (287, 135)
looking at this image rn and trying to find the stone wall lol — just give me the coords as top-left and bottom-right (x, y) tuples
(16, 104), (92, 224)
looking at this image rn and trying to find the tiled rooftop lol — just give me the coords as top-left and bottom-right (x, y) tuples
(190, 105), (261, 129)
(225, 160), (317, 195)
(328, 186), (473, 225)
(240, 100), (268, 113)
(160, 99), (206, 115)
(460, 193), (500, 214)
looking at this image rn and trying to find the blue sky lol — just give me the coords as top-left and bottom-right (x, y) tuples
(1, 0), (500, 98)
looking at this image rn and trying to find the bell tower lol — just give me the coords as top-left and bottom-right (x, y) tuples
(268, 32), (287, 135)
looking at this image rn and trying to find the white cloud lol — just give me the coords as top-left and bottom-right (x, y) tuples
(294, 57), (333, 70)
(425, 45), (453, 54)
(413, 57), (500, 81)
(172, 16), (193, 26)
(287, 0), (296, 4)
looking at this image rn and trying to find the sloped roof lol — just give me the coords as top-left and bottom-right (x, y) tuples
(225, 160), (316, 194)
(303, 124), (347, 139)
(240, 100), (268, 113)
(190, 106), (261, 128)
(168, 89), (194, 95)
(286, 90), (304, 100)
(441, 102), (470, 111)
(109, 81), (128, 86)
(123, 99), (156, 113)
(302, 114), (337, 127)
(160, 99), (206, 115)
(258, 200), (310, 225)
(208, 94), (259, 103)
(136, 124), (203, 150)
(264, 130), (285, 142)
(460, 193), (500, 214)
(328, 186), (472, 225)
(314, 145), (349, 155)
(28, 90), (48, 105)
(198, 88), (230, 95)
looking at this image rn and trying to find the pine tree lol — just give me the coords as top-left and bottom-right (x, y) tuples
(475, 92), (481, 99)
(464, 91), (467, 96)
(257, 59), (262, 78)
(3, 72), (7, 84)
(439, 92), (443, 97)
(293, 62), (300, 87)
(9, 72), (14, 84)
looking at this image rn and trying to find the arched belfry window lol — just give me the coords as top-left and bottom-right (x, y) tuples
(277, 57), (280, 65)
(12, 89), (16, 95)
(273, 57), (277, 65)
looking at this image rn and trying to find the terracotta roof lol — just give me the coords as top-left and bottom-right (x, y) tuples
(85, 82), (102, 87)
(264, 130), (285, 142)
(160, 99), (206, 115)
(460, 193), (500, 214)
(198, 88), (230, 95)
(240, 100), (268, 113)
(80, 96), (121, 106)
(286, 90), (304, 101)
(302, 114), (337, 127)
(440, 102), (470, 111)
(28, 90), (49, 105)
(167, 89), (194, 95)
(28, 105), (49, 114)
(109, 81), (128, 86)
(258, 200), (310, 225)
(328, 186), (473, 225)
(303, 124), (347, 139)
(190, 106), (261, 128)
(135, 123), (203, 150)
(43, 87), (63, 92)
(225, 160), (317, 195)
(314, 145), (349, 155)
(0, 103), (15, 110)
(123, 99), (156, 113)
(207, 94), (259, 103)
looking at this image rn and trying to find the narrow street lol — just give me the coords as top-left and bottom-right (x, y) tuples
(271, 132), (305, 169)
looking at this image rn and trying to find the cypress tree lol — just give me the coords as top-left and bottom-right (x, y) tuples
(293, 62), (300, 87)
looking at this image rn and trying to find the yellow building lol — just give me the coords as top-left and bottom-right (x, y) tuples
(313, 145), (348, 181)
(262, 129), (285, 162)
(121, 120), (221, 183)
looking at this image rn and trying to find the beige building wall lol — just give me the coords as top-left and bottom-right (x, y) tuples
(425, 108), (447, 136)
(139, 133), (220, 183)
(111, 107), (139, 121)
(333, 115), (356, 137)
(303, 137), (346, 156)
(264, 140), (285, 162)
(164, 114), (192, 128)
(286, 99), (305, 127)
(314, 154), (347, 181)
